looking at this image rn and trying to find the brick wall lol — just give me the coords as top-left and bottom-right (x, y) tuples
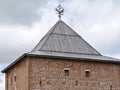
(6, 57), (29, 90)
(29, 57), (120, 90)
(6, 56), (120, 90)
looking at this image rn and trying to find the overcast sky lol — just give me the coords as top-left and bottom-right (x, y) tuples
(0, 0), (120, 89)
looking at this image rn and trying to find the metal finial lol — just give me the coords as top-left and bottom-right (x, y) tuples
(55, 4), (64, 20)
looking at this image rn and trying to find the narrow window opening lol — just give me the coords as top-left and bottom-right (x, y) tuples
(14, 76), (16, 82)
(85, 70), (90, 77)
(75, 80), (78, 86)
(11, 77), (12, 85)
(110, 85), (112, 90)
(63, 82), (66, 85)
(64, 69), (69, 76)
(39, 80), (42, 86)
(47, 82), (50, 85)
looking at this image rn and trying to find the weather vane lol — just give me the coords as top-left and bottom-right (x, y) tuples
(55, 4), (64, 20)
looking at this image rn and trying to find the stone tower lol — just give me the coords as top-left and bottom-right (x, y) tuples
(2, 20), (120, 90)
(2, 4), (120, 89)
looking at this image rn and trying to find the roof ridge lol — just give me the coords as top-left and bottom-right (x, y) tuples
(60, 20), (83, 37)
(60, 20), (101, 55)
(32, 21), (60, 51)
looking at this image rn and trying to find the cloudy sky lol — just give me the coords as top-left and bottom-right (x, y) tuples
(0, 0), (120, 89)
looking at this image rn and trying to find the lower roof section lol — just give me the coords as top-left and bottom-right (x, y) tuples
(28, 51), (120, 62)
(2, 50), (120, 73)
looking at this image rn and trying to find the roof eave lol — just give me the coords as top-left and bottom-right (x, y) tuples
(2, 52), (120, 73)
(1, 54), (26, 73)
(27, 53), (120, 63)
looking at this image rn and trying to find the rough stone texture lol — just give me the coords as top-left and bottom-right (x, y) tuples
(29, 57), (120, 90)
(6, 57), (29, 90)
(5, 56), (120, 90)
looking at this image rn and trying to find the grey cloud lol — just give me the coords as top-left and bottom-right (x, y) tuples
(0, 77), (1, 83)
(0, 40), (35, 64)
(113, 0), (120, 4)
(65, 0), (120, 57)
(0, 75), (5, 90)
(103, 38), (120, 55)
(0, 0), (49, 25)
(0, 46), (28, 64)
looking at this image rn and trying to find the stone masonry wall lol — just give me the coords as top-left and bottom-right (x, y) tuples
(6, 57), (29, 90)
(29, 57), (120, 90)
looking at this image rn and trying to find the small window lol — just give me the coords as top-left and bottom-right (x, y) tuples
(11, 77), (12, 85)
(110, 85), (112, 90)
(47, 82), (50, 85)
(75, 80), (78, 86)
(85, 70), (90, 77)
(14, 76), (16, 82)
(64, 69), (69, 76)
(63, 82), (66, 85)
(39, 80), (42, 86)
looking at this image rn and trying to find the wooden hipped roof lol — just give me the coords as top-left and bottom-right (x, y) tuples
(32, 20), (101, 55)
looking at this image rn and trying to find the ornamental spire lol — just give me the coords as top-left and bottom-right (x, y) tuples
(55, 4), (64, 20)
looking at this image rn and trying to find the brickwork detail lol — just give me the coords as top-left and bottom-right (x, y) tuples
(6, 58), (29, 90)
(29, 57), (120, 90)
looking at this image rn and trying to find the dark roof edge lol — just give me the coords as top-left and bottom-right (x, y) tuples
(27, 53), (120, 63)
(1, 54), (26, 73)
